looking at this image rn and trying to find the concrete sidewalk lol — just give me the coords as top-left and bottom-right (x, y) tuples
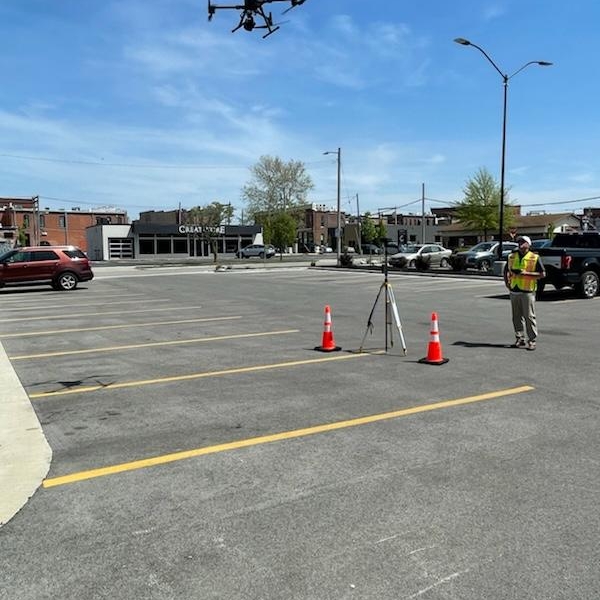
(0, 341), (51, 527)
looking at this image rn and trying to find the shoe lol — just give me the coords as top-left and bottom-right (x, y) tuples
(514, 338), (526, 348)
(527, 341), (536, 351)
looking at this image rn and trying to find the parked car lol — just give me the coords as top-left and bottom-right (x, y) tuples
(236, 244), (276, 259)
(361, 243), (382, 255)
(453, 241), (518, 272)
(389, 244), (452, 269)
(0, 245), (94, 291)
(531, 238), (552, 251)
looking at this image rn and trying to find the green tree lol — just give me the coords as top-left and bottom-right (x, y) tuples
(242, 155), (314, 223)
(186, 202), (234, 263)
(454, 167), (514, 240)
(17, 224), (27, 247)
(361, 212), (378, 244)
(265, 212), (297, 261)
(376, 219), (387, 243)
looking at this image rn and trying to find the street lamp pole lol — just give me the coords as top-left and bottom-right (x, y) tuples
(454, 38), (552, 260)
(324, 147), (342, 266)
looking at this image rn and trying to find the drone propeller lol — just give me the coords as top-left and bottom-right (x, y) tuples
(282, 0), (307, 15)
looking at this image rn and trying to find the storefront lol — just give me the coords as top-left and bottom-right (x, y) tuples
(86, 222), (261, 260)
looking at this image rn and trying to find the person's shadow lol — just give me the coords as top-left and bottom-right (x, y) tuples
(453, 340), (514, 349)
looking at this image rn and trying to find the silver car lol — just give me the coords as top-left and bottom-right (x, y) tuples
(236, 244), (276, 259)
(389, 244), (452, 269)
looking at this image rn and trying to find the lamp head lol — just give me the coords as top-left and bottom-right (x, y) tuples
(537, 61), (553, 66)
(454, 37), (471, 46)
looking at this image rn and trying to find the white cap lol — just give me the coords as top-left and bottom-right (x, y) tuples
(517, 235), (531, 245)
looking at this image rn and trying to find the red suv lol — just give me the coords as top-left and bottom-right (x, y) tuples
(0, 246), (94, 291)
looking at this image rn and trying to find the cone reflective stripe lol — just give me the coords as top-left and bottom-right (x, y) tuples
(418, 311), (449, 365)
(314, 305), (341, 352)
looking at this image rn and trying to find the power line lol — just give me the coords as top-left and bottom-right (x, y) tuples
(0, 153), (331, 170)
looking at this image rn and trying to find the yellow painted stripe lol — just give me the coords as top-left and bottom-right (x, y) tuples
(10, 329), (300, 360)
(42, 385), (534, 488)
(0, 316), (241, 338)
(3, 305), (204, 323)
(30, 352), (373, 398)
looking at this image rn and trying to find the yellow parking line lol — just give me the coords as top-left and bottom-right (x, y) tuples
(30, 352), (373, 399)
(2, 305), (204, 323)
(42, 385), (534, 488)
(10, 329), (300, 360)
(0, 316), (241, 338)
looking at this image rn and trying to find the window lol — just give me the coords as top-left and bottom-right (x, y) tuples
(5, 251), (30, 263)
(59, 215), (66, 228)
(173, 238), (188, 254)
(23, 215), (30, 227)
(139, 237), (155, 254)
(63, 249), (87, 259)
(156, 237), (171, 254)
(30, 251), (60, 261)
(39, 215), (46, 228)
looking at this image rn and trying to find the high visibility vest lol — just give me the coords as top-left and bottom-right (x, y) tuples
(507, 251), (539, 292)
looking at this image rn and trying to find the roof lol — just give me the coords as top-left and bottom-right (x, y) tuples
(438, 212), (580, 234)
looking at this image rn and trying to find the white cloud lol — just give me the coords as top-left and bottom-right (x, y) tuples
(482, 4), (507, 21)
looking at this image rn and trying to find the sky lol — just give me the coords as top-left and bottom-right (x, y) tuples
(1, 0), (599, 222)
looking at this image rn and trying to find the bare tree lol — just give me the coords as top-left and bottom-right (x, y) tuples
(186, 202), (234, 262)
(242, 155), (314, 222)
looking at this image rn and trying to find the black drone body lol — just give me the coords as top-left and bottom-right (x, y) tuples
(208, 0), (308, 38)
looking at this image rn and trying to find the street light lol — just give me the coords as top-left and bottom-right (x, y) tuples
(454, 38), (552, 260)
(323, 147), (341, 266)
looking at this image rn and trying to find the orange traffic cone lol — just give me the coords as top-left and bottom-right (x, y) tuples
(418, 312), (449, 365)
(314, 305), (341, 352)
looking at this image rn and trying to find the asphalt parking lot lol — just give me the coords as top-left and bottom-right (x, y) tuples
(1, 265), (598, 599)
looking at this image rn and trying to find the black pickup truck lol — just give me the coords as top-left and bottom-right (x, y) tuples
(536, 232), (600, 299)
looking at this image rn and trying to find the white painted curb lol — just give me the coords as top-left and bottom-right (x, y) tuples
(0, 342), (52, 527)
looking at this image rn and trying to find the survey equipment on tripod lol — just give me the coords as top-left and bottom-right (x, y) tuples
(359, 243), (407, 354)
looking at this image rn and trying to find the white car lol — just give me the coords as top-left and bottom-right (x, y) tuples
(389, 244), (452, 269)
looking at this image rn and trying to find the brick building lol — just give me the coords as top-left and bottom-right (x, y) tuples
(0, 196), (128, 252)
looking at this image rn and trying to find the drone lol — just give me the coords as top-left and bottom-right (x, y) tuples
(208, 0), (308, 38)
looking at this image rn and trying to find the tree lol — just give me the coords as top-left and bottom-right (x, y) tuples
(17, 224), (27, 247)
(186, 202), (234, 263)
(265, 212), (296, 261)
(454, 167), (514, 240)
(375, 219), (387, 243)
(360, 212), (378, 244)
(242, 155), (314, 222)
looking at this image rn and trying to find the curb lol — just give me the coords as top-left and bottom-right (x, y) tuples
(0, 342), (52, 527)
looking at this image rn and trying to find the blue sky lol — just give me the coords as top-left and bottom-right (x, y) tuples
(1, 0), (599, 221)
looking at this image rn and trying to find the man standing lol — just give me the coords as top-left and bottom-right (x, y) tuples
(504, 235), (545, 351)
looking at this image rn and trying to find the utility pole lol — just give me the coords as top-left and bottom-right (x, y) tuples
(421, 183), (425, 244)
(33, 195), (40, 246)
(356, 193), (362, 254)
(323, 147), (342, 265)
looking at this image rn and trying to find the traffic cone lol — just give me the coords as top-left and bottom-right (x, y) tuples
(314, 305), (341, 352)
(418, 312), (449, 365)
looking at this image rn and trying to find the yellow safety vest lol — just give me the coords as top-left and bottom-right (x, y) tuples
(507, 251), (539, 292)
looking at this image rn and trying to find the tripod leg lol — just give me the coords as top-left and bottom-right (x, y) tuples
(359, 282), (385, 352)
(385, 283), (393, 351)
(387, 286), (407, 355)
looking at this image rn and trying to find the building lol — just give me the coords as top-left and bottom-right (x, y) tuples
(296, 203), (347, 252)
(86, 210), (261, 260)
(438, 211), (582, 249)
(0, 196), (128, 252)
